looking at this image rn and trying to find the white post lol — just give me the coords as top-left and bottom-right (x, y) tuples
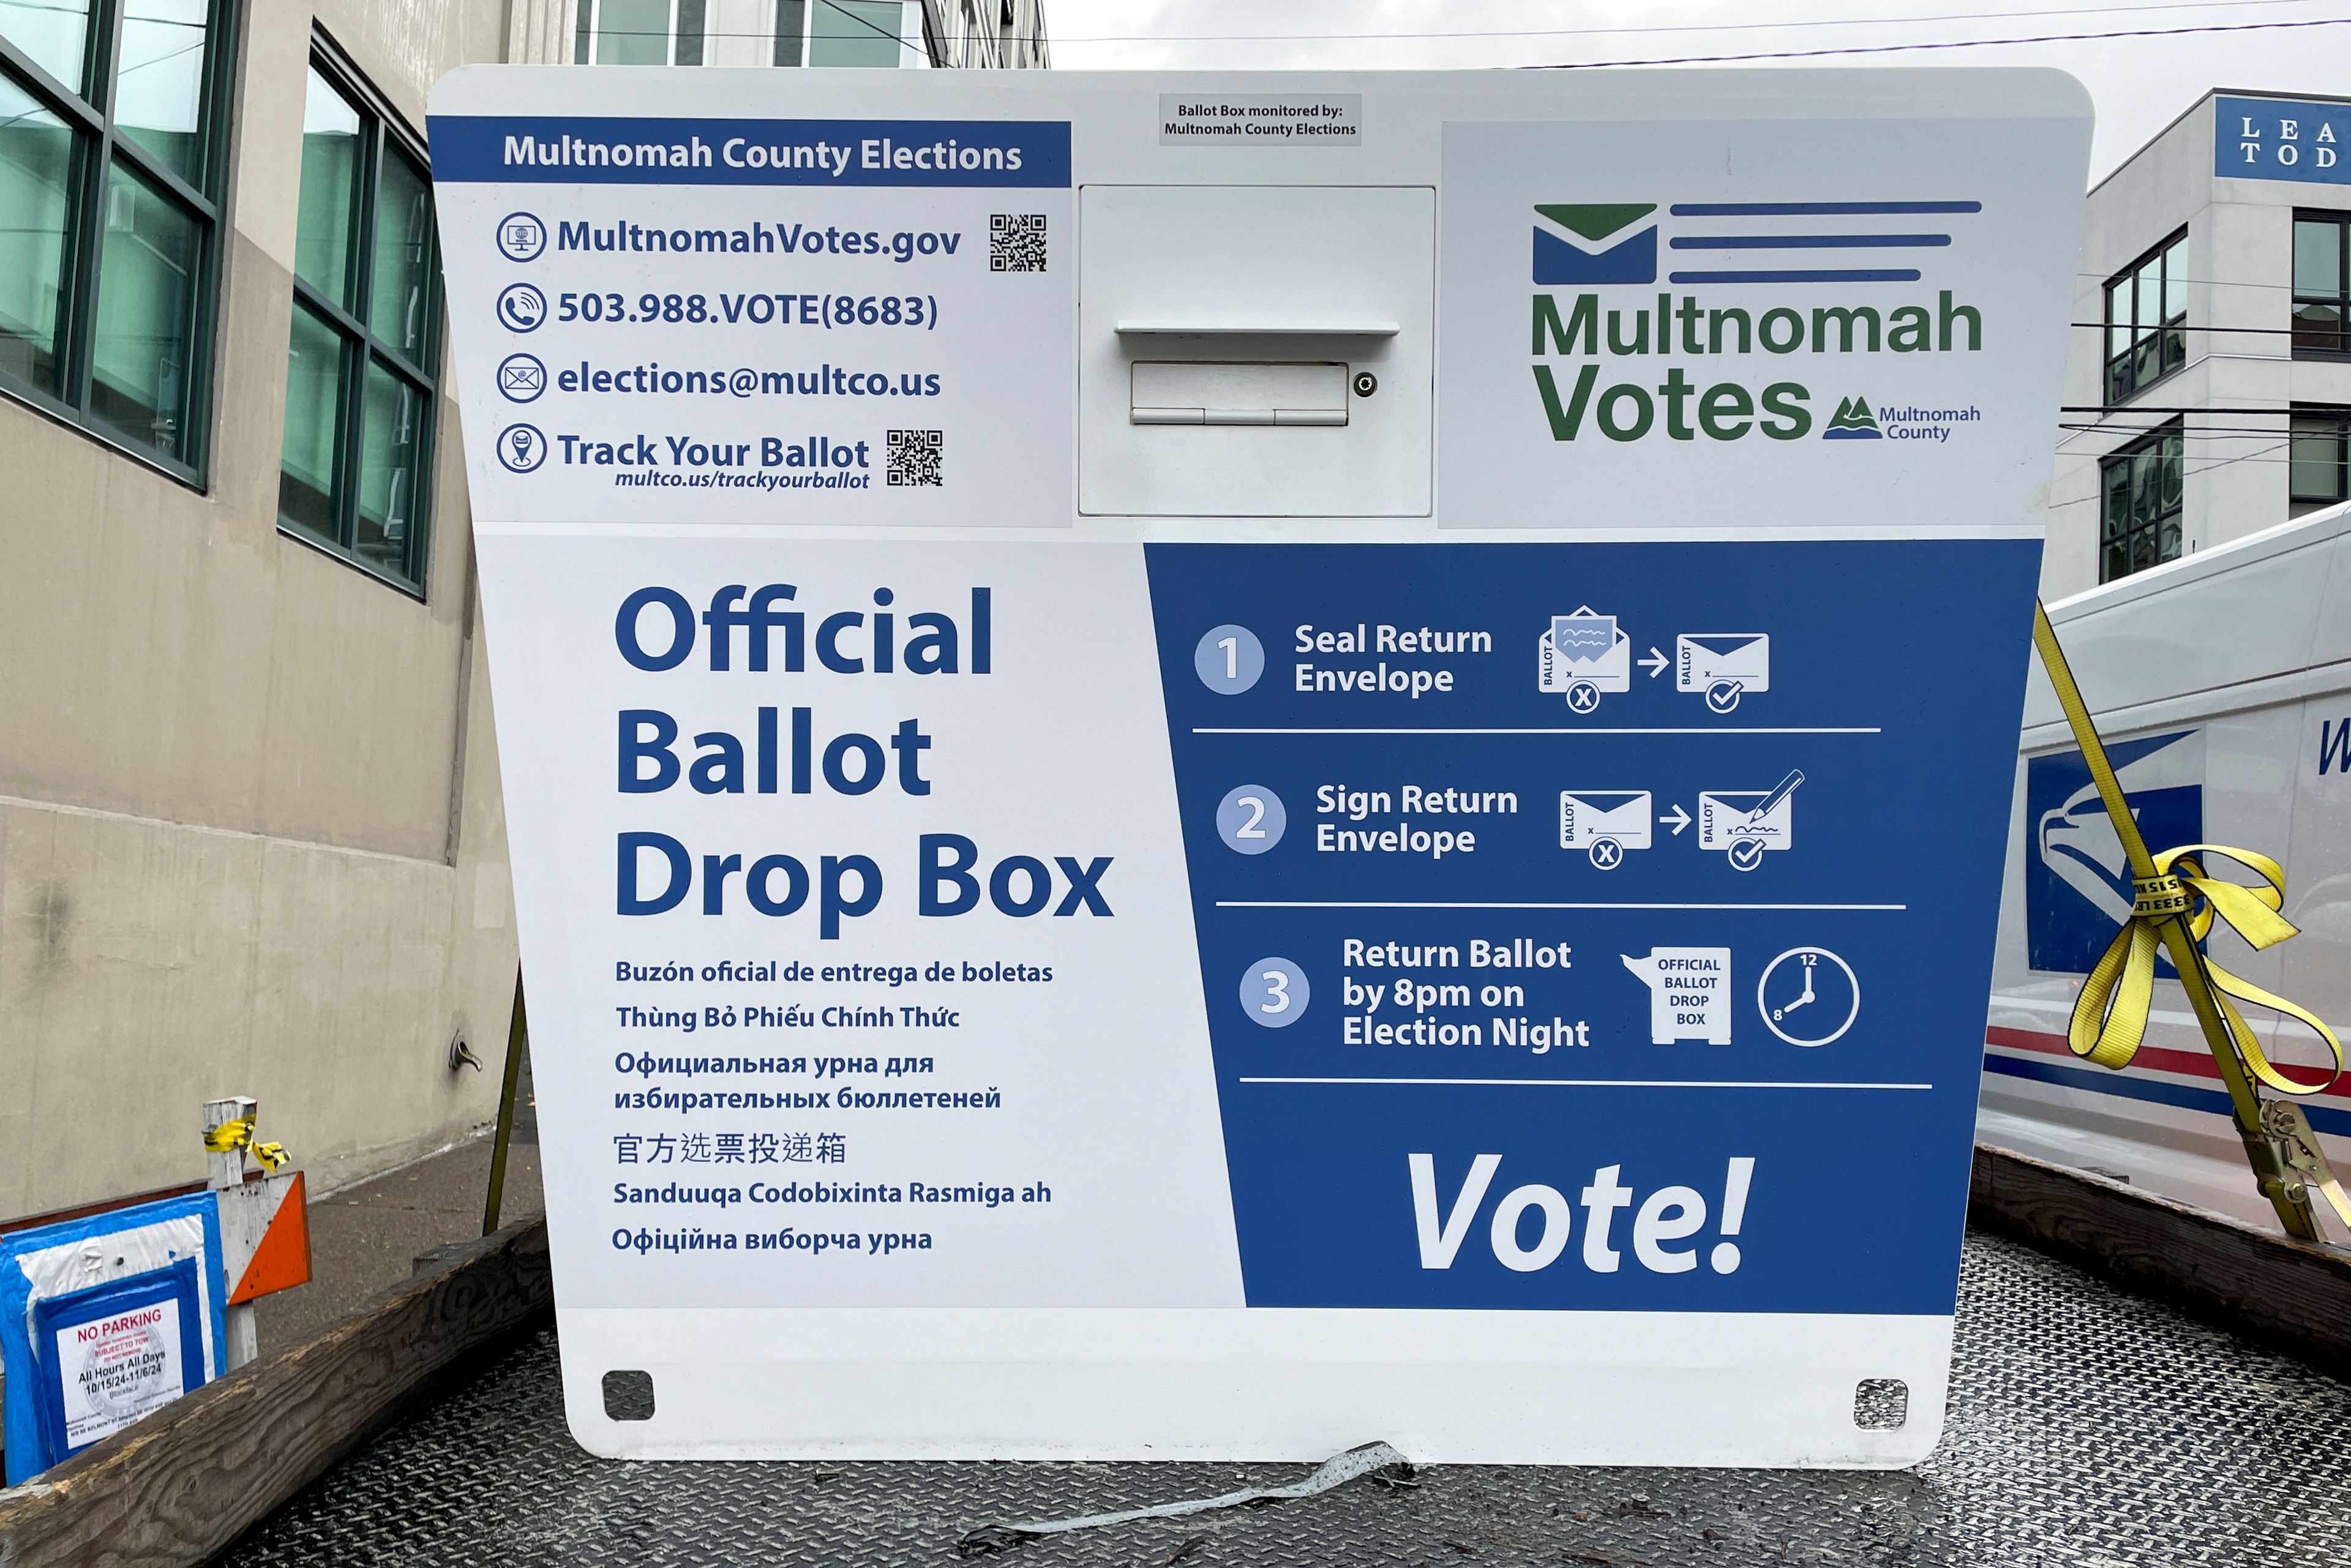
(202, 1097), (261, 1370)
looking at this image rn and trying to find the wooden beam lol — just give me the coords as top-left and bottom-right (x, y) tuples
(1970, 1142), (2351, 1376)
(0, 1217), (551, 1566)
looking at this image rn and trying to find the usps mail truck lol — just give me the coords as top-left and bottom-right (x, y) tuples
(1982, 501), (2351, 1229)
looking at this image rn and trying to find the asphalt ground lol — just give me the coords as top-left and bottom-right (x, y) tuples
(216, 1223), (2351, 1568)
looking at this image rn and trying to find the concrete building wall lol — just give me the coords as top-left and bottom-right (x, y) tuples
(0, 0), (534, 1218)
(2049, 91), (2351, 601)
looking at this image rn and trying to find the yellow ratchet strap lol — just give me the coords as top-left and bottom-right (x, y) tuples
(2070, 843), (2344, 1097)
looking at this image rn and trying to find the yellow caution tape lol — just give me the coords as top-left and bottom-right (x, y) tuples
(2071, 842), (2344, 1097)
(203, 1116), (289, 1171)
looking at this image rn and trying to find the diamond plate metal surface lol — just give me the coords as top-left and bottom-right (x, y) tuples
(221, 1234), (2351, 1567)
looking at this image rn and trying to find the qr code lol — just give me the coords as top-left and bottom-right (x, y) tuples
(991, 212), (1048, 272)
(887, 429), (943, 487)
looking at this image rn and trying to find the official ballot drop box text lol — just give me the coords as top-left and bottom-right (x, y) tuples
(427, 66), (2091, 1465)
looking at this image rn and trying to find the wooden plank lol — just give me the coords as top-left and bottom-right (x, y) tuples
(0, 1217), (551, 1567)
(1969, 1142), (2351, 1376)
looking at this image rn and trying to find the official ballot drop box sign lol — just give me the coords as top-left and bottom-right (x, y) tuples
(428, 67), (2090, 1466)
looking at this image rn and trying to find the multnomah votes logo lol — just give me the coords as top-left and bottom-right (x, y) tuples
(1530, 198), (1981, 289)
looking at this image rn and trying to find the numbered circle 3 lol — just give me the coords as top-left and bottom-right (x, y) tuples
(1194, 625), (1265, 695)
(1216, 784), (1287, 854)
(1239, 958), (1310, 1028)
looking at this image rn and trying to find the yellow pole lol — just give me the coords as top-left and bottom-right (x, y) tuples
(2030, 604), (2319, 1239)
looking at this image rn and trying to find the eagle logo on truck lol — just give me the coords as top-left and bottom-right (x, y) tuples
(2023, 729), (2203, 975)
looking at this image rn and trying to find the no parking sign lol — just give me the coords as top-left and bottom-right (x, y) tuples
(428, 65), (2088, 1465)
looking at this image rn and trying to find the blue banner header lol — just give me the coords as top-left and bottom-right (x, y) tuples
(2214, 96), (2351, 186)
(427, 116), (1071, 187)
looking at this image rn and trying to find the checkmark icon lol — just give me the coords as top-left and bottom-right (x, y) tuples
(1728, 838), (1764, 872)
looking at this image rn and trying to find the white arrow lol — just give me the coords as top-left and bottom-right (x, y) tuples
(1659, 803), (1691, 835)
(1640, 647), (1668, 678)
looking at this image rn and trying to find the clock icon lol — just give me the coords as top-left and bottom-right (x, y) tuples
(1755, 947), (1860, 1046)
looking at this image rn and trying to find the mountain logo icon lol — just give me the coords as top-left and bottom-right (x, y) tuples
(1532, 204), (1659, 286)
(1823, 396), (1884, 440)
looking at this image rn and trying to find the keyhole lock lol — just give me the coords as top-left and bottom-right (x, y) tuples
(1351, 370), (1378, 399)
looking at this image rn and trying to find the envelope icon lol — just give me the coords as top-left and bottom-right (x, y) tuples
(1539, 607), (1631, 694)
(1561, 790), (1652, 852)
(1697, 791), (1793, 851)
(1678, 633), (1770, 696)
(1532, 204), (1659, 287)
(497, 354), (546, 402)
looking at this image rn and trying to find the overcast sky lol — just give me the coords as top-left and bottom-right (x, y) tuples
(1039, 0), (2351, 181)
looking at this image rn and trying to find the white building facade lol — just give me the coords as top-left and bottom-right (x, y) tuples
(565, 0), (1046, 70)
(2049, 90), (2351, 599)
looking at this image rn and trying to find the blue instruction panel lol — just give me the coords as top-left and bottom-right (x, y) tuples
(1148, 541), (2039, 1314)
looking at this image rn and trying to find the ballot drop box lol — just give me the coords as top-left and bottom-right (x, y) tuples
(428, 67), (2090, 1466)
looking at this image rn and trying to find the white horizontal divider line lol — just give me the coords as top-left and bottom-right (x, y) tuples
(1237, 1077), (1934, 1090)
(1213, 900), (1907, 910)
(1190, 727), (1882, 736)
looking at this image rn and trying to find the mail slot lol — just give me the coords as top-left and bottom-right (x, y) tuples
(1079, 184), (1433, 516)
(1131, 362), (1349, 426)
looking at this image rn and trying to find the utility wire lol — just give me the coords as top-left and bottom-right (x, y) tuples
(1041, 0), (2328, 45)
(2074, 322), (2322, 334)
(579, 7), (2351, 58)
(1531, 13), (2351, 69)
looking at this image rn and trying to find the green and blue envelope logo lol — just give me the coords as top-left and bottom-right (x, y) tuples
(1532, 204), (1659, 286)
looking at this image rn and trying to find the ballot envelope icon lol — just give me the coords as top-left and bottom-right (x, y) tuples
(1697, 790), (1794, 851)
(1678, 634), (1770, 696)
(1538, 607), (1632, 696)
(1560, 790), (1654, 852)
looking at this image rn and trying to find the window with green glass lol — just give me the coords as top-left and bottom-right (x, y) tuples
(278, 51), (441, 592)
(2098, 419), (2184, 584)
(0, 0), (232, 475)
(572, 0), (906, 66)
(2290, 405), (2351, 508)
(2293, 211), (2351, 358)
(2101, 230), (2186, 405)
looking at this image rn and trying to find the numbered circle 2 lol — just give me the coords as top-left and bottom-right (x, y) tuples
(1194, 625), (1265, 695)
(1216, 784), (1287, 855)
(1239, 958), (1310, 1028)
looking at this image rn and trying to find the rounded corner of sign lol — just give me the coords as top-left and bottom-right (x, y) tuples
(560, 1401), (642, 1461)
(2022, 67), (2096, 124)
(1868, 1415), (1949, 1471)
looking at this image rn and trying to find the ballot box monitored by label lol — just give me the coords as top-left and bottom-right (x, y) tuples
(427, 66), (2091, 1466)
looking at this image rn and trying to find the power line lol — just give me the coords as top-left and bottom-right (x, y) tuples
(579, 3), (2351, 58)
(1041, 0), (2328, 45)
(2060, 404), (2341, 413)
(2044, 437), (2297, 507)
(1531, 12), (2351, 69)
(2074, 322), (2317, 334)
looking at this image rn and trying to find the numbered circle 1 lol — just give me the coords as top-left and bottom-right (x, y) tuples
(1194, 625), (1265, 695)
(1239, 958), (1310, 1028)
(1216, 784), (1287, 855)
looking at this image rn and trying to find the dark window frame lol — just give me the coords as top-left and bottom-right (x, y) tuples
(2290, 403), (2351, 506)
(2098, 418), (2186, 584)
(0, 0), (239, 483)
(277, 34), (441, 598)
(2102, 228), (2188, 406)
(2293, 209), (2351, 359)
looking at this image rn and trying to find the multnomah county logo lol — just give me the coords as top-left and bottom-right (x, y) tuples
(1823, 397), (1882, 439)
